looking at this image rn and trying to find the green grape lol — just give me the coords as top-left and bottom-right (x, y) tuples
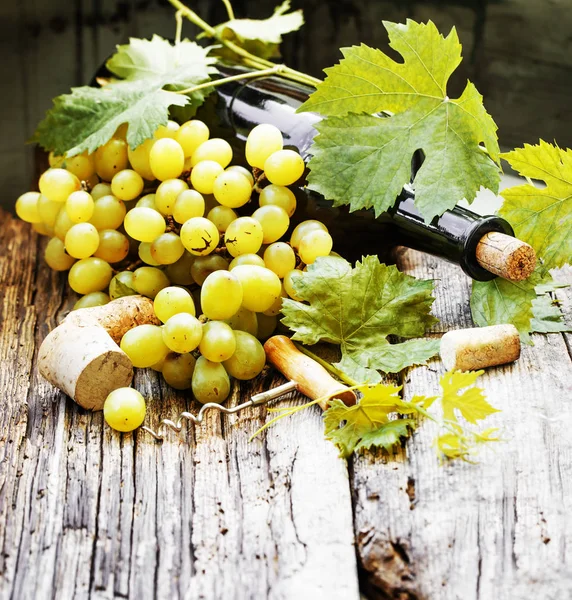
(224, 217), (263, 257)
(54, 207), (75, 241)
(68, 257), (112, 294)
(15, 191), (41, 223)
(149, 138), (185, 181)
(256, 313), (278, 340)
(231, 265), (281, 313)
(154, 286), (195, 322)
(64, 152), (96, 181)
(245, 123), (283, 169)
(175, 120), (209, 157)
(38, 168), (81, 203)
(299, 229), (334, 264)
(48, 152), (65, 168)
(263, 242), (296, 278)
(124, 207), (166, 242)
(251, 205), (290, 244)
(190, 138), (233, 168)
(44, 237), (76, 271)
(150, 232), (185, 265)
(120, 324), (169, 368)
(199, 321), (236, 362)
(65, 223), (100, 259)
(95, 138), (129, 181)
(162, 353), (196, 390)
(89, 195), (126, 230)
(190, 160), (224, 195)
(258, 184), (296, 217)
(37, 195), (61, 227)
(162, 313), (203, 353)
(33, 221), (53, 236)
(262, 284), (287, 316)
(136, 193), (157, 210)
(164, 251), (195, 285)
(200, 270), (243, 320)
(212, 170), (252, 208)
(290, 219), (329, 249)
(264, 149), (305, 186)
(228, 253), (265, 270)
(91, 182), (112, 200)
(283, 269), (304, 301)
(180, 217), (220, 256)
(206, 205), (236, 233)
(94, 229), (129, 263)
(223, 306), (258, 337)
(73, 291), (110, 310)
(173, 189), (205, 223)
(109, 271), (137, 300)
(103, 388), (146, 432)
(111, 169), (144, 201)
(150, 357), (166, 372)
(225, 165), (254, 186)
(127, 139), (156, 181)
(192, 356), (231, 404)
(138, 242), (161, 266)
(154, 120), (180, 139)
(155, 178), (189, 215)
(190, 254), (229, 286)
(223, 331), (266, 380)
(66, 190), (94, 223)
(132, 266), (170, 298)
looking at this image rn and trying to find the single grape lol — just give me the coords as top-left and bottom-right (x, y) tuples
(223, 306), (258, 337)
(15, 191), (41, 223)
(245, 124), (283, 169)
(228, 253), (265, 270)
(109, 270), (137, 300)
(39, 168), (81, 203)
(162, 313), (203, 353)
(94, 229), (130, 263)
(103, 388), (146, 432)
(73, 291), (110, 310)
(154, 286), (195, 322)
(225, 165), (254, 186)
(290, 219), (329, 249)
(94, 138), (129, 181)
(123, 207), (166, 242)
(190, 160), (224, 195)
(89, 195), (126, 230)
(155, 178), (189, 215)
(132, 266), (170, 298)
(151, 357), (167, 372)
(164, 251), (195, 285)
(91, 182), (112, 200)
(32, 222), (53, 236)
(180, 217), (220, 256)
(251, 205), (290, 244)
(66, 190), (94, 223)
(68, 257), (112, 294)
(111, 169), (144, 201)
(283, 269), (304, 301)
(149, 138), (185, 181)
(44, 237), (76, 271)
(65, 222), (100, 259)
(262, 284), (287, 316)
(64, 151), (96, 181)
(201, 270), (243, 320)
(231, 265), (281, 313)
(212, 170), (252, 208)
(37, 195), (61, 227)
(175, 120), (209, 157)
(190, 138), (233, 168)
(173, 189), (205, 223)
(224, 217), (264, 257)
(150, 232), (185, 264)
(223, 331), (266, 380)
(207, 205), (237, 233)
(48, 152), (65, 168)
(190, 254), (229, 286)
(192, 356), (231, 405)
(154, 121), (180, 139)
(54, 208), (75, 241)
(127, 139), (156, 181)
(114, 124), (129, 140)
(120, 324), (169, 368)
(199, 321), (236, 362)
(264, 149), (305, 186)
(263, 242), (296, 278)
(258, 184), (297, 217)
(256, 313), (278, 340)
(162, 353), (197, 390)
(298, 229), (334, 264)
(138, 242), (161, 266)
(136, 193), (157, 210)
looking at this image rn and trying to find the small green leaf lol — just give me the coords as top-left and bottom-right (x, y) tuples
(531, 296), (571, 333)
(109, 276), (138, 300)
(354, 419), (416, 453)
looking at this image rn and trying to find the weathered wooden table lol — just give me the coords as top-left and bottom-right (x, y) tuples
(1, 207), (571, 600)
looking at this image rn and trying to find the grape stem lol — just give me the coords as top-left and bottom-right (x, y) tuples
(165, 0), (321, 89)
(221, 0), (235, 20)
(292, 342), (359, 387)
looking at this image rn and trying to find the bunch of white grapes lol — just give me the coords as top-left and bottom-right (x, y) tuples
(15, 119), (336, 430)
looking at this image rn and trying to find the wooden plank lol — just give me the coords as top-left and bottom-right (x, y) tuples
(352, 248), (572, 599)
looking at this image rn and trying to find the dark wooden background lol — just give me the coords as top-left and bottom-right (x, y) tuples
(1, 0), (572, 208)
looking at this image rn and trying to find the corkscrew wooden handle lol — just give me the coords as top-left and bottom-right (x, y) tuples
(476, 232), (536, 281)
(263, 335), (357, 410)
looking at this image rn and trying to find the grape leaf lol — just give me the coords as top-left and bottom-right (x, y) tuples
(281, 256), (438, 383)
(499, 141), (572, 271)
(440, 370), (498, 424)
(298, 20), (501, 221)
(531, 295), (571, 333)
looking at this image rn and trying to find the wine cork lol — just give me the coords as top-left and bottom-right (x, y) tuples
(440, 324), (520, 371)
(476, 232), (536, 281)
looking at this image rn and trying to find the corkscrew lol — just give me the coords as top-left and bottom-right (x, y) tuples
(141, 335), (357, 440)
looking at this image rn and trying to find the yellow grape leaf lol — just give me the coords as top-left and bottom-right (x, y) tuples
(439, 370), (499, 424)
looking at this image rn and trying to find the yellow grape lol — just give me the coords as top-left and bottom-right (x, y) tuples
(223, 306), (258, 337)
(245, 124), (283, 169)
(207, 205), (237, 233)
(91, 182), (112, 200)
(150, 232), (185, 264)
(103, 388), (146, 432)
(149, 138), (185, 181)
(39, 168), (81, 203)
(162, 313), (203, 353)
(258, 184), (297, 217)
(73, 291), (110, 310)
(164, 251), (195, 285)
(15, 191), (41, 223)
(65, 222), (100, 259)
(298, 229), (334, 264)
(132, 266), (170, 299)
(155, 178), (188, 215)
(154, 120), (180, 139)
(190, 138), (233, 168)
(44, 237), (76, 271)
(251, 205), (290, 244)
(154, 286), (195, 322)
(231, 265), (281, 313)
(192, 356), (230, 405)
(228, 253), (265, 270)
(127, 139), (156, 181)
(223, 331), (266, 380)
(283, 269), (304, 301)
(226, 165), (254, 186)
(48, 152), (65, 168)
(256, 313), (278, 340)
(176, 120), (210, 157)
(190, 254), (229, 286)
(94, 230), (130, 263)
(111, 169), (144, 201)
(264, 149), (305, 186)
(290, 219), (328, 249)
(37, 195), (61, 227)
(180, 217), (220, 256)
(32, 221), (53, 236)
(88, 195), (126, 230)
(66, 190), (94, 223)
(162, 353), (196, 390)
(224, 217), (264, 257)
(263, 242), (296, 278)
(199, 321), (236, 362)
(212, 170), (252, 208)
(64, 152), (96, 181)
(190, 160), (223, 194)
(54, 207), (75, 241)
(123, 207), (165, 242)
(173, 189), (205, 223)
(120, 325), (169, 368)
(200, 270), (243, 320)
(136, 193), (157, 210)
(68, 257), (112, 294)
(94, 138), (129, 181)
(138, 241), (161, 266)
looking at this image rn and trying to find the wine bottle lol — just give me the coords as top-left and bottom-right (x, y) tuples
(203, 64), (535, 282)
